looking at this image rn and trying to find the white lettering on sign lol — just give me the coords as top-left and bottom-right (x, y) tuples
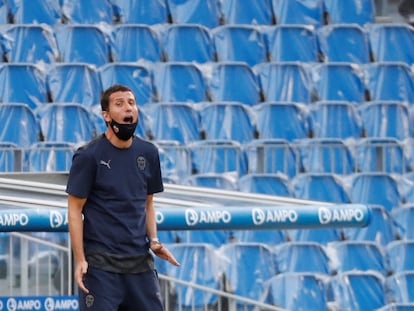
(49, 211), (68, 229)
(185, 209), (231, 226)
(155, 211), (164, 224)
(44, 297), (79, 311)
(252, 208), (298, 225)
(0, 213), (29, 227)
(319, 207), (365, 225)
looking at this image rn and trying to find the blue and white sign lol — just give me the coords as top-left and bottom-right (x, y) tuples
(0, 297), (78, 311)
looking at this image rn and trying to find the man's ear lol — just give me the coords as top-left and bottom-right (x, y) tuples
(102, 110), (111, 123)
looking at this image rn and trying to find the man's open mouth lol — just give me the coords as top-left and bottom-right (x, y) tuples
(124, 116), (133, 123)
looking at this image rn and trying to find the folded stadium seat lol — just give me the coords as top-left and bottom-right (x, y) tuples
(386, 240), (414, 274)
(355, 137), (407, 174)
(231, 219), (287, 244)
(183, 173), (238, 191)
(174, 229), (231, 249)
(152, 62), (210, 103)
(254, 62), (314, 104)
(291, 172), (350, 203)
(309, 101), (363, 139)
(363, 62), (414, 103)
(311, 62), (368, 103)
(61, 0), (116, 24)
(288, 227), (342, 246)
(264, 24), (319, 62)
(386, 271), (414, 304)
(37, 103), (98, 144)
(402, 140), (414, 173)
(0, 0), (8, 23)
(219, 242), (278, 310)
(54, 24), (111, 67)
(143, 102), (201, 143)
(244, 139), (301, 178)
(329, 271), (386, 310)
(274, 241), (332, 275)
(358, 101), (412, 140)
(199, 101), (257, 143)
(0, 64), (47, 110)
(367, 23), (414, 65)
(208, 62), (261, 106)
(111, 24), (163, 63)
(272, 0), (324, 27)
(212, 25), (268, 66)
(238, 172), (293, 197)
(0, 103), (42, 148)
(220, 0), (275, 25)
(343, 205), (397, 247)
(260, 272), (329, 311)
(167, 0), (222, 28)
(348, 173), (403, 212)
(155, 140), (192, 179)
(254, 101), (310, 141)
(47, 63), (102, 108)
(161, 24), (215, 63)
(391, 204), (414, 240)
(323, 0), (375, 26)
(3, 24), (59, 64)
(112, 0), (169, 24)
(0, 143), (22, 172)
(28, 142), (74, 172)
(158, 243), (226, 311)
(295, 137), (356, 175)
(328, 241), (388, 275)
(189, 139), (247, 176)
(99, 63), (155, 105)
(8, 0), (61, 25)
(317, 24), (371, 63)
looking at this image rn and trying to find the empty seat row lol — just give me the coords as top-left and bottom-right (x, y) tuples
(0, 0), (377, 28)
(1, 22), (413, 66)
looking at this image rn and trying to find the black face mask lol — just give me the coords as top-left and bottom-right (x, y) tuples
(110, 119), (138, 141)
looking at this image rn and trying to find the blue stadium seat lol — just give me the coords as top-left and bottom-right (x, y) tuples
(199, 102), (256, 143)
(156, 140), (192, 180)
(111, 24), (163, 62)
(189, 139), (247, 176)
(355, 137), (406, 174)
(162, 24), (215, 63)
(221, 0), (274, 25)
(328, 241), (387, 275)
(99, 63), (155, 105)
(363, 62), (414, 102)
(244, 139), (301, 178)
(8, 0), (61, 25)
(0, 103), (41, 148)
(261, 272), (329, 311)
(288, 227), (342, 246)
(0, 0), (8, 23)
(3, 24), (59, 64)
(175, 230), (230, 248)
(367, 23), (414, 64)
(113, 0), (169, 24)
(330, 271), (386, 311)
(208, 62), (261, 106)
(167, 0), (222, 28)
(358, 101), (412, 140)
(296, 138), (355, 175)
(386, 271), (414, 304)
(212, 25), (268, 66)
(403, 143), (414, 173)
(317, 24), (371, 63)
(377, 303), (414, 311)
(37, 103), (97, 144)
(254, 62), (314, 104)
(264, 25), (319, 62)
(143, 102), (201, 143)
(349, 173), (403, 212)
(0, 63), (47, 109)
(386, 241), (414, 274)
(231, 227), (287, 245)
(152, 62), (210, 103)
(274, 241), (331, 274)
(61, 0), (115, 24)
(0, 143), (22, 172)
(54, 25), (111, 66)
(238, 173), (293, 196)
(47, 63), (102, 108)
(272, 0), (324, 27)
(291, 172), (350, 203)
(183, 173), (238, 191)
(309, 101), (362, 139)
(391, 204), (414, 240)
(323, 0), (375, 26)
(28, 142), (74, 172)
(254, 102), (309, 141)
(311, 62), (367, 102)
(219, 242), (278, 310)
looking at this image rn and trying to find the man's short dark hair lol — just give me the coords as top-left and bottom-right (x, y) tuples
(101, 84), (134, 111)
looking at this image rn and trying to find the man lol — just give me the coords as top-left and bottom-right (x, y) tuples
(67, 84), (179, 310)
